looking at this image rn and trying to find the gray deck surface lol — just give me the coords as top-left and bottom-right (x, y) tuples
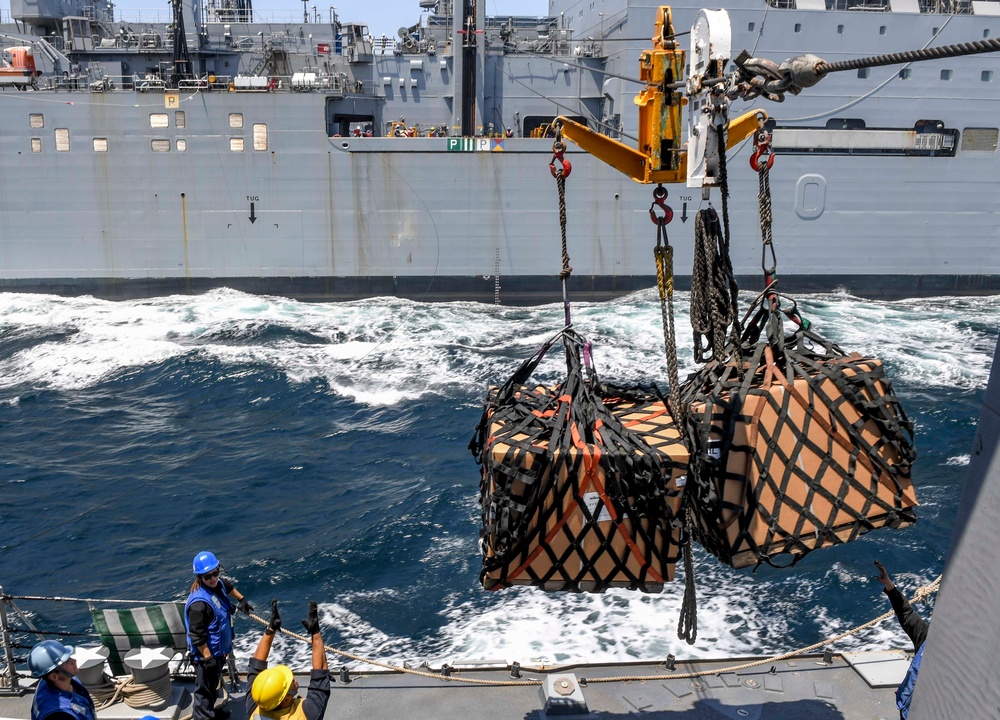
(0, 653), (907, 719)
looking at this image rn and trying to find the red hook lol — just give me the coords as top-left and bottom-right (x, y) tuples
(750, 130), (776, 172)
(648, 185), (673, 225)
(549, 141), (572, 179)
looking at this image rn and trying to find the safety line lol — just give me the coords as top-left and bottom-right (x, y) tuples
(244, 575), (940, 687)
(244, 612), (540, 686)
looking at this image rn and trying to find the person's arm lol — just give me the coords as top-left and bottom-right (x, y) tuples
(311, 622), (328, 673)
(187, 601), (214, 660)
(874, 560), (930, 651)
(302, 669), (331, 720)
(224, 577), (253, 614)
(244, 656), (268, 718)
(301, 601), (331, 720)
(885, 586), (930, 650)
(253, 601), (282, 662)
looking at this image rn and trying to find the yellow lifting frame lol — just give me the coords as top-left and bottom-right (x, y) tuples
(556, 6), (763, 185)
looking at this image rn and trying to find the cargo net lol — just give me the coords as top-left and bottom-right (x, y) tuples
(679, 299), (918, 569)
(470, 328), (686, 593)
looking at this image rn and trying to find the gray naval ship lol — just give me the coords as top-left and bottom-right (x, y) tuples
(0, 0), (999, 302)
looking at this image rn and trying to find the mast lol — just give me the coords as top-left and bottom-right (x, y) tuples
(170, 0), (192, 86)
(459, 0), (476, 136)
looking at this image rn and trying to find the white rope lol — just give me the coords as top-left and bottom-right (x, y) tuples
(249, 575), (941, 687)
(87, 672), (174, 709)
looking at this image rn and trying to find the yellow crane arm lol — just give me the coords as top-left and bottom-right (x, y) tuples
(557, 110), (763, 185)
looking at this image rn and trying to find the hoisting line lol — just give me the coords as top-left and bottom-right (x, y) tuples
(550, 123), (573, 328)
(646, 184), (700, 646)
(750, 114), (809, 330)
(647, 184), (700, 646)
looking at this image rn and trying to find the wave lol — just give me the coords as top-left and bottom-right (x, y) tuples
(1, 289), (997, 401)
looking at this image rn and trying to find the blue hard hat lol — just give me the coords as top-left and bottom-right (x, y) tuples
(192, 550), (220, 575)
(138, 716), (159, 720)
(28, 640), (73, 678)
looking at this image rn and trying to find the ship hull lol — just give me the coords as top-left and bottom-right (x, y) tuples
(1, 0), (999, 301)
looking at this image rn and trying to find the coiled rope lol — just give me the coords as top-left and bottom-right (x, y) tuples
(88, 671), (176, 709)
(244, 575), (939, 686)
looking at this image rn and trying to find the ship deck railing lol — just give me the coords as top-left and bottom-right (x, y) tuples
(88, 8), (340, 25)
(0, 586), (203, 697)
(33, 72), (346, 94)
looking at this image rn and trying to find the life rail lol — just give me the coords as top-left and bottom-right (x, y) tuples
(1, 576), (940, 694)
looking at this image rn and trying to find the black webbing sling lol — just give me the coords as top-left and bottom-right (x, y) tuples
(678, 298), (918, 569)
(470, 328), (684, 592)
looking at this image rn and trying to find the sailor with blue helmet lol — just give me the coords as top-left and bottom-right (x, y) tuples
(28, 639), (96, 720)
(185, 550), (253, 720)
(874, 560), (930, 720)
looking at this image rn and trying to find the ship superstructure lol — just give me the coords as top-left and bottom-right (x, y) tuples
(0, 0), (998, 301)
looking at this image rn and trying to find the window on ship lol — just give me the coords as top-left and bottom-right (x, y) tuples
(962, 128), (999, 152)
(522, 115), (588, 138)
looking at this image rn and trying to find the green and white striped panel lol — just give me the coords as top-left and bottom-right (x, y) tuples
(90, 603), (187, 675)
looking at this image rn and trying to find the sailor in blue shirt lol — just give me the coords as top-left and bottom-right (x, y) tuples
(874, 560), (930, 720)
(28, 640), (96, 720)
(185, 550), (253, 720)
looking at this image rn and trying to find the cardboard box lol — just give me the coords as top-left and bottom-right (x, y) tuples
(479, 387), (687, 592)
(688, 350), (918, 568)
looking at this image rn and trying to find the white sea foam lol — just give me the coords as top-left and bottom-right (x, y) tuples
(228, 547), (922, 671)
(230, 563), (915, 672)
(1, 289), (997, 400)
(945, 454), (970, 466)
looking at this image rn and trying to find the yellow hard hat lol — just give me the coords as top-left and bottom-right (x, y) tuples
(251, 665), (294, 711)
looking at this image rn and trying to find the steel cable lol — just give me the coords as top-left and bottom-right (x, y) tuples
(817, 37), (1000, 75)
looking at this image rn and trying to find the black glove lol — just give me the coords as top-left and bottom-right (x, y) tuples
(301, 600), (320, 636)
(238, 598), (254, 615)
(201, 656), (218, 673)
(873, 560), (893, 590)
(267, 600), (281, 633)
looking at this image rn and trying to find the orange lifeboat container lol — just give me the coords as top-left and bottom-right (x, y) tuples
(0, 47), (40, 88)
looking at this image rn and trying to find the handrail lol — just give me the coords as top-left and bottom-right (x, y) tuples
(0, 587), (182, 697)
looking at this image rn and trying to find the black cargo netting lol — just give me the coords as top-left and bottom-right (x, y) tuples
(470, 328), (685, 592)
(678, 301), (918, 569)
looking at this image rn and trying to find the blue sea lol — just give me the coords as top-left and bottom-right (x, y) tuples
(1, 289), (997, 670)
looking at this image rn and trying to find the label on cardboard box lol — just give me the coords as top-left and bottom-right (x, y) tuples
(583, 491), (612, 523)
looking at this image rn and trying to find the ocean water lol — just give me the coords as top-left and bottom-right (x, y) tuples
(0, 289), (997, 671)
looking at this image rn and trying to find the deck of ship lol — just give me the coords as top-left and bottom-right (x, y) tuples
(0, 651), (910, 720)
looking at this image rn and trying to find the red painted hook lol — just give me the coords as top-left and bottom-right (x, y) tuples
(750, 130), (775, 172)
(549, 141), (572, 179)
(648, 185), (673, 225)
(750, 146), (776, 172)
